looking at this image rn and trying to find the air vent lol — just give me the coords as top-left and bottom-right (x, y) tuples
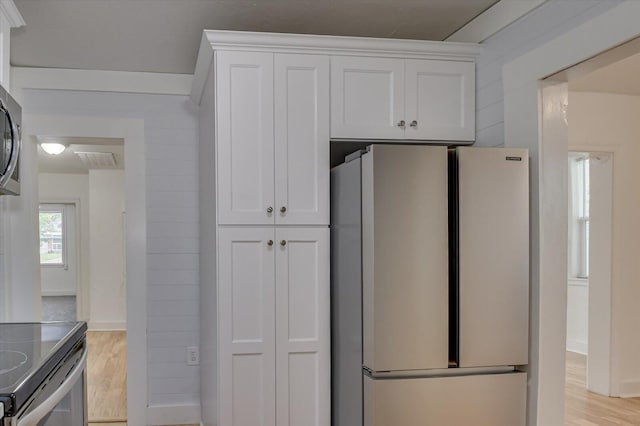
(75, 151), (117, 169)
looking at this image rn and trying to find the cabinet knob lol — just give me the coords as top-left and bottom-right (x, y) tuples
(280, 240), (287, 247)
(410, 120), (418, 128)
(267, 207), (273, 214)
(397, 120), (406, 128)
(267, 240), (274, 247)
(280, 206), (287, 214)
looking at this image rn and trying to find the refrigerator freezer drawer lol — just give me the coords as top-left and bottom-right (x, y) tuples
(364, 371), (527, 426)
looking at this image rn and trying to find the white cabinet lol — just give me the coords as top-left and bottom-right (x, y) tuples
(331, 56), (475, 141)
(330, 56), (405, 140)
(217, 51), (275, 225)
(218, 227), (330, 426)
(218, 227), (276, 426)
(217, 51), (330, 226)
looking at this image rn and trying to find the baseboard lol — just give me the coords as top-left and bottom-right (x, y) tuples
(88, 320), (126, 331)
(618, 379), (640, 397)
(566, 339), (588, 355)
(41, 290), (76, 297)
(147, 403), (202, 425)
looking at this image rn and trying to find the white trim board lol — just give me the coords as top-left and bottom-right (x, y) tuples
(88, 321), (126, 331)
(502, 2), (640, 424)
(11, 67), (193, 99)
(619, 380), (640, 398)
(147, 404), (202, 426)
(446, 0), (547, 43)
(567, 341), (588, 356)
(0, 0), (25, 28)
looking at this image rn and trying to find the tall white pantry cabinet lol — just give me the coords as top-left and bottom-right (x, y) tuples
(193, 31), (480, 426)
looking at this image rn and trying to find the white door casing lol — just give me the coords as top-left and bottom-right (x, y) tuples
(274, 54), (330, 225)
(275, 227), (330, 426)
(405, 59), (475, 141)
(331, 56), (405, 140)
(217, 51), (275, 225)
(218, 227), (276, 426)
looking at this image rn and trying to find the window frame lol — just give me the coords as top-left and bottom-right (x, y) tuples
(39, 204), (68, 269)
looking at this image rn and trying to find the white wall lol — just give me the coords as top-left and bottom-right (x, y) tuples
(88, 169), (126, 330)
(475, 0), (622, 147)
(566, 279), (588, 354)
(20, 89), (200, 418)
(39, 173), (90, 317)
(569, 91), (640, 396)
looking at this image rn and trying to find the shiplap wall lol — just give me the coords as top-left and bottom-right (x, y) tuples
(475, 0), (623, 148)
(21, 89), (200, 408)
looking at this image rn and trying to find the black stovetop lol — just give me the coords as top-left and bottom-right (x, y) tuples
(0, 322), (87, 417)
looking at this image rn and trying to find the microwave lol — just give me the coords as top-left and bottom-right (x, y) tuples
(0, 85), (21, 196)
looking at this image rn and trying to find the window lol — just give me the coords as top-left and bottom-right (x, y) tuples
(39, 204), (66, 266)
(568, 155), (589, 279)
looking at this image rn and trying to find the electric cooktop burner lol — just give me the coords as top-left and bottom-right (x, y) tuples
(0, 322), (86, 417)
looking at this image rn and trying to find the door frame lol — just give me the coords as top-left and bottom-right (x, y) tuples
(39, 199), (84, 319)
(21, 113), (147, 425)
(502, 2), (640, 425)
(567, 147), (616, 397)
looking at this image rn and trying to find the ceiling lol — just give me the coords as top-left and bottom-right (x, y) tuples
(11, 0), (498, 75)
(37, 136), (124, 174)
(570, 51), (640, 96)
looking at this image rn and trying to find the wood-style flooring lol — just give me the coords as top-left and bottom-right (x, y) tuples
(565, 351), (640, 425)
(87, 331), (127, 423)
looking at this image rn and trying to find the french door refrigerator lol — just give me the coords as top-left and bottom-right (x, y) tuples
(330, 145), (529, 426)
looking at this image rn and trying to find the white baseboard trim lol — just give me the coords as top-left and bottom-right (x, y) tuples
(566, 340), (588, 355)
(88, 321), (126, 331)
(618, 379), (640, 398)
(41, 290), (76, 297)
(147, 403), (202, 425)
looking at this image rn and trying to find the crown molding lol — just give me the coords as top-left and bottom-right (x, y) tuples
(191, 30), (482, 104)
(0, 0), (25, 28)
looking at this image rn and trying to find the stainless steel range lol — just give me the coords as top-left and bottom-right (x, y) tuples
(0, 322), (87, 426)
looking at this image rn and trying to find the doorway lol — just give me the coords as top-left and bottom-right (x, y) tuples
(36, 136), (128, 424)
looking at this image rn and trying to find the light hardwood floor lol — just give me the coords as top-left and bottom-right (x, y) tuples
(87, 331), (127, 423)
(565, 351), (640, 425)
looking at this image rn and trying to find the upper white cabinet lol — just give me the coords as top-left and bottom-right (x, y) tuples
(217, 51), (330, 226)
(331, 56), (405, 140)
(217, 51), (275, 225)
(275, 54), (330, 226)
(331, 56), (475, 142)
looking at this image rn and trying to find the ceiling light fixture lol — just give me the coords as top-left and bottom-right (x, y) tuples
(40, 142), (67, 155)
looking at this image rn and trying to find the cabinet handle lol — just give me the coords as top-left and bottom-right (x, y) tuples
(397, 120), (406, 128)
(410, 120), (418, 128)
(280, 240), (287, 247)
(280, 206), (287, 214)
(267, 240), (274, 247)
(267, 207), (273, 214)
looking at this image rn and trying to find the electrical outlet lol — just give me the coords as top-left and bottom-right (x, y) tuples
(186, 346), (199, 366)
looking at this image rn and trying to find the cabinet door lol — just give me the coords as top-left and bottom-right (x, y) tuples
(219, 227), (276, 426)
(331, 56), (405, 140)
(217, 51), (275, 225)
(275, 54), (330, 225)
(405, 59), (475, 141)
(275, 228), (330, 426)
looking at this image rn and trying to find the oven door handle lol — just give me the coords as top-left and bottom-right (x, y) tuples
(17, 346), (87, 426)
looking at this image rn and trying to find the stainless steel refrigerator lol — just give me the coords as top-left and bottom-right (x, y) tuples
(331, 145), (529, 426)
